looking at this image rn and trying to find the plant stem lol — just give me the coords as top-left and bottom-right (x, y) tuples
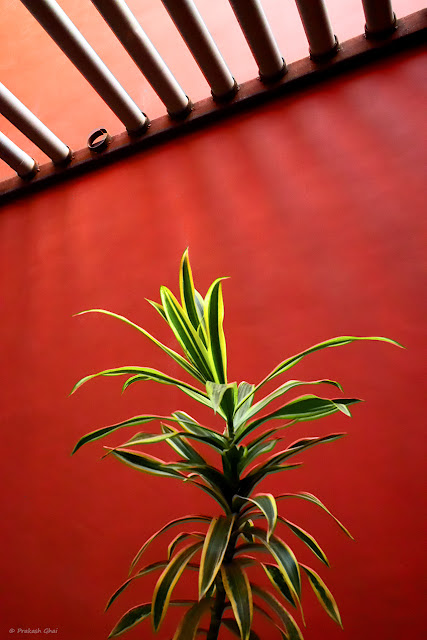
(206, 576), (227, 640)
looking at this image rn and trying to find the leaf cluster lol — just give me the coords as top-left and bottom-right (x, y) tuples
(72, 249), (401, 639)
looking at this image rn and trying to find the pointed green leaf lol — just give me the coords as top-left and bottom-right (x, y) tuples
(235, 396), (360, 443)
(251, 528), (301, 601)
(176, 462), (233, 499)
(252, 585), (304, 640)
(300, 564), (343, 627)
(262, 335), (402, 385)
(168, 532), (204, 560)
(206, 381), (237, 414)
(221, 562), (253, 640)
(108, 603), (151, 637)
(160, 286), (214, 381)
(152, 541), (203, 630)
(179, 249), (200, 331)
(279, 518), (329, 566)
(246, 433), (346, 478)
(276, 493), (353, 539)
(173, 411), (227, 450)
(239, 463), (303, 496)
(237, 494), (278, 541)
(71, 413), (177, 455)
(185, 477), (232, 514)
(106, 561), (167, 611)
(262, 563), (297, 608)
(172, 597), (213, 640)
(194, 289), (206, 326)
(110, 448), (184, 479)
(74, 309), (205, 383)
(130, 515), (210, 574)
(199, 515), (235, 598)
(146, 298), (167, 321)
(119, 367), (212, 408)
(239, 379), (342, 426)
(222, 619), (260, 640)
(234, 382), (256, 429)
(204, 278), (228, 384)
(161, 423), (206, 465)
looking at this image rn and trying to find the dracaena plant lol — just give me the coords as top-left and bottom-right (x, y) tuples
(71, 250), (400, 640)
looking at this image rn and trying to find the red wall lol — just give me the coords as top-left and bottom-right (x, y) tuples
(1, 9), (426, 640)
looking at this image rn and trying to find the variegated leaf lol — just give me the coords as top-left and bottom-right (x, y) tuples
(130, 515), (210, 574)
(152, 541), (203, 630)
(199, 515), (235, 598)
(261, 335), (403, 385)
(172, 597), (213, 640)
(237, 493), (278, 541)
(235, 396), (360, 443)
(252, 585), (304, 640)
(204, 278), (228, 384)
(179, 248), (200, 331)
(160, 286), (214, 381)
(108, 603), (151, 637)
(74, 309), (205, 383)
(276, 492), (353, 539)
(262, 563), (296, 608)
(110, 448), (184, 479)
(221, 562), (253, 640)
(279, 517), (329, 566)
(300, 564), (342, 627)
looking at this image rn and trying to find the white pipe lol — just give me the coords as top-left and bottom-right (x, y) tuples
(20, 0), (147, 134)
(0, 131), (38, 178)
(295, 0), (337, 59)
(90, 0), (190, 118)
(160, 0), (236, 100)
(228, 0), (285, 81)
(0, 82), (71, 164)
(361, 0), (396, 36)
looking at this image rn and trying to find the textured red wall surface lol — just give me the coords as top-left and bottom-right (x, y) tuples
(1, 5), (426, 640)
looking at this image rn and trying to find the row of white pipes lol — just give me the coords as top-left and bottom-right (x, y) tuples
(1, 0), (397, 179)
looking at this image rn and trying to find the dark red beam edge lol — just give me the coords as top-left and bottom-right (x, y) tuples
(0, 9), (425, 207)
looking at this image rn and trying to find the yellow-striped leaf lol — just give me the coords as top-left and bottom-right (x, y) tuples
(106, 561), (167, 611)
(179, 249), (200, 331)
(276, 492), (353, 539)
(262, 563), (296, 608)
(172, 597), (213, 640)
(222, 618), (260, 640)
(161, 423), (206, 465)
(237, 494), (278, 541)
(173, 411), (227, 449)
(130, 515), (210, 573)
(236, 396), (360, 443)
(110, 448), (184, 479)
(152, 541), (203, 630)
(160, 286), (214, 381)
(279, 517), (329, 566)
(239, 379), (342, 426)
(71, 413), (180, 455)
(108, 603), (151, 637)
(300, 564), (342, 627)
(74, 309), (205, 383)
(206, 381), (237, 414)
(199, 515), (235, 598)
(252, 585), (304, 640)
(168, 532), (204, 560)
(204, 278), (228, 384)
(251, 528), (301, 601)
(262, 335), (403, 385)
(221, 562), (253, 640)
(146, 298), (167, 321)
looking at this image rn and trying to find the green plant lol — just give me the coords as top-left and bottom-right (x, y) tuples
(72, 250), (400, 640)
